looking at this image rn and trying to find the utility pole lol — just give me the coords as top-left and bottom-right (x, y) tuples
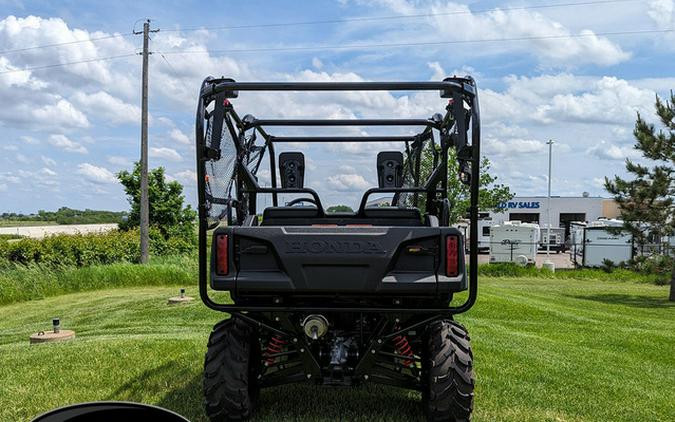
(544, 139), (555, 272)
(134, 19), (159, 264)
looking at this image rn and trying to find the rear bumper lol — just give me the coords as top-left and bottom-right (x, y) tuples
(211, 226), (467, 298)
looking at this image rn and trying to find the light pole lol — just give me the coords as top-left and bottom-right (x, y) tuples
(544, 139), (555, 271)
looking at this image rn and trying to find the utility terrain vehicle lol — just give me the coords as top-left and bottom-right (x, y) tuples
(195, 78), (480, 421)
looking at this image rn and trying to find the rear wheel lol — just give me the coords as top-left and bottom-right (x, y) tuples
(203, 317), (260, 422)
(423, 319), (474, 422)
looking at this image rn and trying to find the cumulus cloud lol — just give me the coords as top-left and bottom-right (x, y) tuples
(326, 174), (372, 191)
(356, 0), (630, 66)
(150, 147), (182, 161)
(168, 128), (191, 145)
(71, 91), (140, 124)
(174, 169), (197, 183)
(484, 137), (546, 156)
(586, 141), (640, 161)
(40, 167), (57, 176)
(41, 156), (56, 167)
(648, 0), (675, 28)
(107, 156), (132, 166)
(76, 163), (117, 184)
(48, 134), (87, 154)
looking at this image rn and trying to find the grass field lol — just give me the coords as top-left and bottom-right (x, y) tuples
(0, 278), (673, 421)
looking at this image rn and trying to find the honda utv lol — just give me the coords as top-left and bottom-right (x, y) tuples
(195, 78), (480, 421)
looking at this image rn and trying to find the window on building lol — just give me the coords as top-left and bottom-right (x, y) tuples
(482, 226), (490, 236)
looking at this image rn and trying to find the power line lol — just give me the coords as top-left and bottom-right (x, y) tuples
(161, 28), (675, 56)
(161, 0), (640, 32)
(0, 53), (137, 75)
(0, 0), (642, 57)
(0, 33), (134, 56)
(1, 26), (671, 75)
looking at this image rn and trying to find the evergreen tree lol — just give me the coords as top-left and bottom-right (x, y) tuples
(605, 92), (675, 301)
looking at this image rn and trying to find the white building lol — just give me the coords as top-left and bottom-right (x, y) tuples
(486, 196), (619, 239)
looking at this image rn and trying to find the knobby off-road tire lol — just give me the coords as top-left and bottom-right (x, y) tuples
(423, 319), (475, 422)
(203, 317), (261, 422)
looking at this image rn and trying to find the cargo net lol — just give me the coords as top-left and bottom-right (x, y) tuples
(397, 137), (436, 209)
(204, 114), (237, 227)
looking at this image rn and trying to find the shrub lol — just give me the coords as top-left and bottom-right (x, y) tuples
(0, 228), (195, 268)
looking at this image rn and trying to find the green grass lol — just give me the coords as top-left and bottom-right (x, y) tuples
(0, 278), (673, 421)
(0, 255), (196, 305)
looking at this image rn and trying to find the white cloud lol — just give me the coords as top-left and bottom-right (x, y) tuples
(41, 156), (56, 167)
(3, 145), (18, 151)
(20, 136), (39, 145)
(48, 134), (88, 154)
(586, 141), (640, 161)
(648, 0), (675, 28)
(174, 169), (197, 183)
(107, 156), (132, 166)
(40, 167), (57, 176)
(168, 128), (190, 145)
(485, 137), (546, 156)
(150, 147), (182, 161)
(326, 174), (372, 191)
(76, 163), (117, 184)
(312, 57), (323, 69)
(15, 153), (28, 164)
(71, 91), (140, 124)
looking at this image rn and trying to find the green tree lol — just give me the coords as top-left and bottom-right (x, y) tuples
(327, 205), (354, 213)
(605, 92), (675, 301)
(117, 162), (197, 239)
(415, 146), (513, 223)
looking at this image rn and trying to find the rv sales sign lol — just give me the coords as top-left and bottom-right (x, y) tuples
(497, 201), (541, 209)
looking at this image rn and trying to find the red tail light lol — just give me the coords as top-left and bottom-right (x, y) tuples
(216, 234), (229, 275)
(446, 235), (459, 277)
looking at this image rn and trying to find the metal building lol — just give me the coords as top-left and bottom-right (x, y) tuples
(487, 196), (620, 239)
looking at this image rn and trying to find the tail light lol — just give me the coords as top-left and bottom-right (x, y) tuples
(446, 235), (459, 277)
(216, 234), (229, 275)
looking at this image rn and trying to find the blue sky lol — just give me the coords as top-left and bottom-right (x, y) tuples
(0, 0), (674, 213)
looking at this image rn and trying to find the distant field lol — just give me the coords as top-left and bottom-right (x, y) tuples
(0, 220), (56, 227)
(0, 278), (672, 421)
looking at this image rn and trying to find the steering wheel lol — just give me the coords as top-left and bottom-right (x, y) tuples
(286, 197), (318, 207)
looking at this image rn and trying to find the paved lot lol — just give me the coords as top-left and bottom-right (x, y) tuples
(0, 223), (118, 239)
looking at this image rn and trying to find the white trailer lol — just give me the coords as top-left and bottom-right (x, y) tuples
(571, 220), (633, 267)
(477, 218), (495, 252)
(489, 221), (541, 265)
(539, 226), (566, 253)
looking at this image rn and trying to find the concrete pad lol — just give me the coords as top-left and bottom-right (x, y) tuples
(167, 296), (194, 305)
(29, 330), (75, 344)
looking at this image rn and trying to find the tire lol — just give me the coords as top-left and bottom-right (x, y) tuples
(423, 319), (474, 422)
(203, 317), (260, 421)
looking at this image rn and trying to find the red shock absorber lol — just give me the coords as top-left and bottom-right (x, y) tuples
(393, 335), (415, 367)
(264, 335), (287, 365)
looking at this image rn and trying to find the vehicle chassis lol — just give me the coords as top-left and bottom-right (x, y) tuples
(195, 78), (481, 416)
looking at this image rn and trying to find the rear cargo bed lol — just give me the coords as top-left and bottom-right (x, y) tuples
(211, 226), (466, 297)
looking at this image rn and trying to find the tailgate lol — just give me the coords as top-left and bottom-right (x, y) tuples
(211, 226), (466, 296)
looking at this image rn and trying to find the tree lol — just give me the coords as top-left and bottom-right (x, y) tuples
(117, 162), (197, 239)
(415, 146), (513, 223)
(327, 205), (354, 213)
(605, 92), (675, 301)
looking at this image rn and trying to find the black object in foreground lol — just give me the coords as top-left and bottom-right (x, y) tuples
(195, 78), (480, 421)
(32, 401), (189, 422)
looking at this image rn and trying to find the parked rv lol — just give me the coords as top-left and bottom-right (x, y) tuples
(540, 226), (566, 253)
(570, 219), (634, 267)
(477, 218), (495, 253)
(489, 221), (541, 265)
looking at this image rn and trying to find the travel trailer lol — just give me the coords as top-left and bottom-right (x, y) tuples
(477, 218), (495, 252)
(540, 226), (566, 253)
(489, 221), (541, 265)
(570, 219), (633, 267)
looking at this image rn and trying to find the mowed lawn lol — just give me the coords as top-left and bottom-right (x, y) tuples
(0, 278), (673, 422)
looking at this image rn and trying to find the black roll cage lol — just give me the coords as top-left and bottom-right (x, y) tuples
(195, 77), (481, 316)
